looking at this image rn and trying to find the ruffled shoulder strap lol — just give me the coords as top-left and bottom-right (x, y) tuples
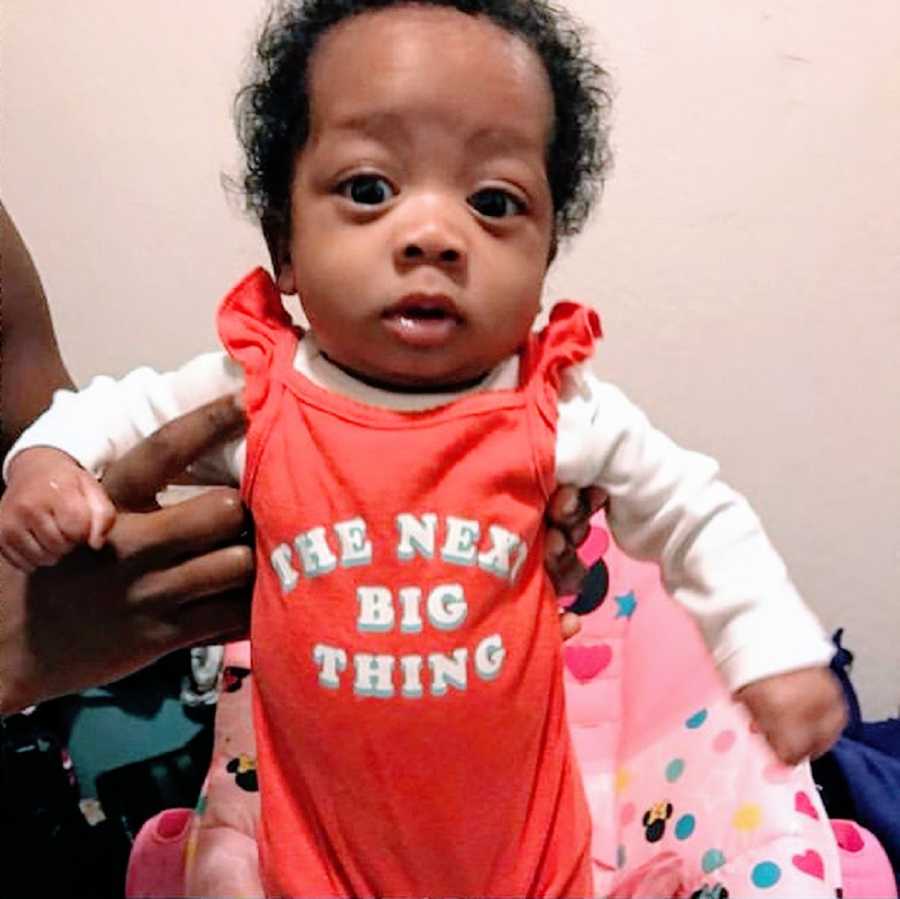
(217, 268), (300, 415)
(519, 301), (601, 499)
(521, 301), (602, 400)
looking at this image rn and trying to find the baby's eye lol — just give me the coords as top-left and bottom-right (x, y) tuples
(338, 174), (395, 206)
(467, 188), (526, 219)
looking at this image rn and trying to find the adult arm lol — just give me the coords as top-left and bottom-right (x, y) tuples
(0, 201), (73, 454)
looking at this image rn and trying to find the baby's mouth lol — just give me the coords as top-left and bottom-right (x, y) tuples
(381, 294), (464, 348)
(383, 293), (463, 321)
(398, 307), (451, 320)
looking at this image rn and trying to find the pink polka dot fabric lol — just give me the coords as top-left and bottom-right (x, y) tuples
(567, 514), (842, 897)
(597, 693), (841, 897)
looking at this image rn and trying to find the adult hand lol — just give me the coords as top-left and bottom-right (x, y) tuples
(545, 484), (608, 641)
(0, 395), (254, 714)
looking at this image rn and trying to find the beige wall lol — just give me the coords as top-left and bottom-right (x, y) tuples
(3, 2), (898, 716)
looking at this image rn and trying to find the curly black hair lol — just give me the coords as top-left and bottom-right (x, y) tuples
(236, 0), (612, 257)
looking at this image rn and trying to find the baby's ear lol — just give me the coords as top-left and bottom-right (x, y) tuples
(263, 219), (297, 294)
(275, 257), (297, 295)
(546, 233), (559, 268)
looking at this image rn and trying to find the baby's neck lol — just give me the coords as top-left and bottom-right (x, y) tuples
(319, 351), (491, 395)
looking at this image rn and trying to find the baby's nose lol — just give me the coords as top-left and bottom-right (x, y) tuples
(401, 243), (461, 264)
(393, 199), (466, 268)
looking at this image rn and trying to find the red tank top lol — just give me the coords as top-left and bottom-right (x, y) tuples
(219, 269), (601, 897)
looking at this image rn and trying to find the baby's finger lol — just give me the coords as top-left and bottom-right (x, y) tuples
(559, 609), (582, 641)
(83, 483), (117, 550)
(52, 486), (96, 544)
(0, 538), (36, 573)
(9, 527), (60, 569)
(32, 513), (76, 558)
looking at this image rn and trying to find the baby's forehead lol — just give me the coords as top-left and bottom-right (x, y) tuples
(328, 107), (546, 151)
(306, 8), (554, 152)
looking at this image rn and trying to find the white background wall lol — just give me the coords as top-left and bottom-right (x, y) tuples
(3, 2), (898, 716)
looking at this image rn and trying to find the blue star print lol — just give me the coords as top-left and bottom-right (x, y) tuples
(614, 591), (637, 619)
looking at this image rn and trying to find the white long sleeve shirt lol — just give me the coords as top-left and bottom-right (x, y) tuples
(5, 332), (833, 690)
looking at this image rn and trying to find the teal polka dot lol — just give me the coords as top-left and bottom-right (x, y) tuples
(685, 709), (708, 729)
(616, 845), (627, 869)
(674, 814), (696, 840)
(665, 758), (685, 782)
(701, 849), (726, 874)
(751, 861), (781, 889)
(195, 794), (208, 815)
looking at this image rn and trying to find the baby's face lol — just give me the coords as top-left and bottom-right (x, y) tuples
(277, 5), (555, 390)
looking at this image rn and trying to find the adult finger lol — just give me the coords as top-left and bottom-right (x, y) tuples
(103, 394), (245, 511)
(128, 544), (254, 607)
(544, 526), (567, 564)
(111, 488), (248, 567)
(551, 551), (589, 598)
(546, 524), (592, 595)
(567, 519), (590, 550)
(545, 528), (569, 594)
(546, 485), (580, 528)
(546, 485), (608, 542)
(167, 592), (252, 648)
(585, 486), (608, 515)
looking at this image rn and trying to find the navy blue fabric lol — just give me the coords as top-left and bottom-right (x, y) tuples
(812, 630), (900, 887)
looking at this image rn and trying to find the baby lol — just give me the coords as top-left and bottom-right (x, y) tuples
(0, 1), (845, 895)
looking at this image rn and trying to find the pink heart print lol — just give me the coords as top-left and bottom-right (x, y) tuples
(577, 525), (610, 565)
(791, 849), (825, 880)
(563, 643), (613, 682)
(831, 820), (864, 853)
(794, 790), (820, 820)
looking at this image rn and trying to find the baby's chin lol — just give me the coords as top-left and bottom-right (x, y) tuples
(322, 351), (495, 394)
(351, 363), (492, 394)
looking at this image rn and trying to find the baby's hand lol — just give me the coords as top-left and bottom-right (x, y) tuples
(0, 446), (116, 572)
(736, 667), (847, 766)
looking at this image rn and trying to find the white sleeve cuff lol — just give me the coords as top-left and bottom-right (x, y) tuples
(714, 600), (835, 691)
